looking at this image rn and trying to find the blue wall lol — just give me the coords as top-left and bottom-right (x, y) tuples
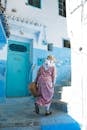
(33, 47), (71, 87)
(0, 60), (6, 102)
(0, 20), (7, 44)
(0, 20), (7, 102)
(0, 45), (71, 99)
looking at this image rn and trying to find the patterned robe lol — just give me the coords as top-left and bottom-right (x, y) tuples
(35, 65), (56, 107)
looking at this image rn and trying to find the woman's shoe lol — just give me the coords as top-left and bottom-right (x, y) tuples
(35, 103), (39, 114)
(45, 111), (52, 116)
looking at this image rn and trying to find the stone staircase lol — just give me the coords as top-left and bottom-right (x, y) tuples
(53, 83), (73, 112)
(0, 97), (81, 130)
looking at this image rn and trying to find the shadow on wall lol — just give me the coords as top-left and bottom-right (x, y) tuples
(33, 47), (71, 87)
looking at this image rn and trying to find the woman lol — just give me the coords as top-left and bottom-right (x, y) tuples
(35, 55), (57, 116)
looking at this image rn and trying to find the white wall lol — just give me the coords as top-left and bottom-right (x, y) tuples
(0, 44), (7, 60)
(66, 0), (87, 126)
(6, 0), (69, 47)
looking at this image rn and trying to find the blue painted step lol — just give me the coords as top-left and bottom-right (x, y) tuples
(52, 100), (68, 113)
(41, 113), (81, 130)
(0, 126), (40, 130)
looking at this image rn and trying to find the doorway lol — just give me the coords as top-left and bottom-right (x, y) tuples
(6, 40), (33, 97)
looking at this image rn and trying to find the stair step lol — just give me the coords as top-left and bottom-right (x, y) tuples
(52, 100), (68, 113)
(0, 126), (40, 130)
(41, 112), (81, 130)
(0, 97), (81, 130)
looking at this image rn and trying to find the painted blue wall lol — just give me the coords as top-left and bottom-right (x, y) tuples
(0, 45), (71, 99)
(0, 60), (6, 102)
(0, 20), (7, 44)
(33, 47), (71, 87)
(0, 20), (7, 102)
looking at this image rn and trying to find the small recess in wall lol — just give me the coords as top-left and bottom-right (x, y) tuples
(11, 8), (17, 12)
(47, 43), (53, 51)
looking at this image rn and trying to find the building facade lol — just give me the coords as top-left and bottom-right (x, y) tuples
(0, 0), (71, 99)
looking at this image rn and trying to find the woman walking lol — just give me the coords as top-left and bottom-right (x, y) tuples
(35, 55), (57, 116)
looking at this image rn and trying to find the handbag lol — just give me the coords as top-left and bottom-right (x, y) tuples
(29, 82), (38, 97)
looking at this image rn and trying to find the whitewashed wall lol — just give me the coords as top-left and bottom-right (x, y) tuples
(66, 0), (87, 127)
(6, 0), (69, 48)
(0, 44), (7, 60)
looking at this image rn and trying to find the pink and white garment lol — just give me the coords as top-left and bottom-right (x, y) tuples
(35, 60), (56, 107)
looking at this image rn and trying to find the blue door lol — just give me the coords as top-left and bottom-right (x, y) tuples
(6, 40), (33, 97)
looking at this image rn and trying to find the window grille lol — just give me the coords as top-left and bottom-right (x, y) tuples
(63, 40), (71, 48)
(26, 0), (41, 8)
(58, 0), (66, 17)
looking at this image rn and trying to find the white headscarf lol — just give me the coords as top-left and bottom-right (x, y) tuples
(43, 59), (55, 70)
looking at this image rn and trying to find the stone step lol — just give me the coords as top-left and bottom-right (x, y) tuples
(0, 126), (40, 130)
(41, 113), (81, 130)
(53, 85), (63, 99)
(52, 100), (68, 113)
(0, 97), (81, 130)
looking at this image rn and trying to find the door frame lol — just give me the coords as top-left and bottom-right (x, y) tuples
(6, 39), (33, 97)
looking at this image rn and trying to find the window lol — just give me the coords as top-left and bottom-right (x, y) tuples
(58, 0), (66, 17)
(26, 0), (41, 8)
(9, 44), (27, 52)
(47, 43), (53, 51)
(63, 40), (71, 48)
